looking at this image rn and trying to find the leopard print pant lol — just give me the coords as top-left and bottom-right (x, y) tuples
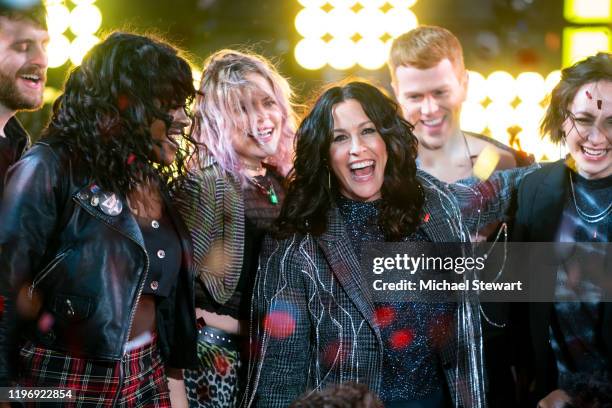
(184, 340), (242, 408)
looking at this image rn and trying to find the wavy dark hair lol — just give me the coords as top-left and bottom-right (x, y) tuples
(42, 31), (196, 195)
(276, 80), (424, 240)
(541, 52), (612, 144)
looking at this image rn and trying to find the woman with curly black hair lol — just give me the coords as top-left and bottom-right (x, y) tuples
(0, 32), (198, 406)
(247, 80), (537, 408)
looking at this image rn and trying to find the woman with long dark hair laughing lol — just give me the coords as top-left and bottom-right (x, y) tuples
(0, 32), (198, 406)
(247, 80), (537, 408)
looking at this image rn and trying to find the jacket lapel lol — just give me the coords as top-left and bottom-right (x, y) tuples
(162, 191), (194, 275)
(531, 160), (567, 241)
(315, 208), (381, 340)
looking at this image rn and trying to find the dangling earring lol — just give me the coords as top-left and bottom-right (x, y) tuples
(327, 168), (332, 190)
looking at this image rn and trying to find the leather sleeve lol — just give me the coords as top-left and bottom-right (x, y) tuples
(0, 144), (63, 386)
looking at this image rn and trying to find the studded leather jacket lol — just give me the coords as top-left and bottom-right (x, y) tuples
(0, 138), (197, 386)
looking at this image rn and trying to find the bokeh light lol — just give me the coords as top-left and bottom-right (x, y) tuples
(326, 7), (357, 39)
(388, 0), (419, 8)
(297, 0), (328, 6)
(514, 102), (545, 131)
(46, 0), (103, 70)
(545, 70), (562, 95)
(466, 70), (487, 103)
(327, 38), (356, 70)
(69, 4), (103, 36)
(46, 34), (71, 68)
(516, 72), (546, 103)
(386, 8), (418, 38)
(294, 7), (328, 38)
(461, 101), (487, 134)
(294, 0), (418, 70)
(356, 38), (388, 70)
(69, 34), (99, 65)
(355, 8), (386, 39)
(46, 4), (70, 35)
(486, 71), (516, 103)
(294, 38), (328, 70)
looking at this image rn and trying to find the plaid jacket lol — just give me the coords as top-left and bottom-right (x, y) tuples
(246, 166), (538, 408)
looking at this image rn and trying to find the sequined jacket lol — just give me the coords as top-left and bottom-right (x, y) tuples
(247, 167), (538, 408)
(0, 138), (198, 386)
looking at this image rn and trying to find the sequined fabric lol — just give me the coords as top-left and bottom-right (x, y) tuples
(337, 195), (450, 403)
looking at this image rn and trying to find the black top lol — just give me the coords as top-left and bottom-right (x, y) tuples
(198, 170), (285, 319)
(336, 195), (448, 404)
(0, 117), (29, 196)
(550, 170), (612, 388)
(139, 208), (182, 298)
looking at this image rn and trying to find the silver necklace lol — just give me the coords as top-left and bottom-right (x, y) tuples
(569, 173), (612, 224)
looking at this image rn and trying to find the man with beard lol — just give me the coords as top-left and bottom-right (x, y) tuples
(0, 4), (48, 195)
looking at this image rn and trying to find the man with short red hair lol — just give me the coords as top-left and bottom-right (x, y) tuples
(388, 25), (533, 408)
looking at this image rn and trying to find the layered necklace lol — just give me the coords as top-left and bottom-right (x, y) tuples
(569, 172), (612, 224)
(249, 175), (278, 205)
(242, 162), (278, 205)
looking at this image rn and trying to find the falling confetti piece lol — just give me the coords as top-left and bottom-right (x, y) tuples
(586, 90), (592, 99)
(374, 306), (396, 328)
(263, 310), (296, 339)
(473, 145), (500, 180)
(118, 94), (130, 111)
(126, 153), (136, 165)
(423, 213), (430, 223)
(389, 328), (414, 350)
(37, 312), (55, 333)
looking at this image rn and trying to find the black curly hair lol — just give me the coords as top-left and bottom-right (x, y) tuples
(43, 31), (197, 195)
(276, 80), (424, 240)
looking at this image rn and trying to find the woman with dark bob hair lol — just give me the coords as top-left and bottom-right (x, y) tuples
(0, 32), (198, 406)
(513, 53), (611, 408)
(246, 81), (537, 408)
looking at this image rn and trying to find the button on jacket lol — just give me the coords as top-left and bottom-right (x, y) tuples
(0, 138), (197, 386)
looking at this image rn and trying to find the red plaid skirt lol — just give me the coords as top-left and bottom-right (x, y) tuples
(18, 333), (171, 407)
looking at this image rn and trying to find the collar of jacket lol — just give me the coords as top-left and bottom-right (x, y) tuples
(72, 184), (194, 269)
(529, 159), (568, 241)
(316, 207), (382, 341)
(5, 116), (30, 154)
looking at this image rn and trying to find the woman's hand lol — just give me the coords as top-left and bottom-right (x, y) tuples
(537, 389), (571, 408)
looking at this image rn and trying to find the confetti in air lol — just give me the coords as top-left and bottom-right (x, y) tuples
(37, 312), (55, 333)
(374, 306), (396, 328)
(586, 90), (593, 99)
(473, 145), (501, 180)
(263, 310), (296, 339)
(389, 328), (415, 350)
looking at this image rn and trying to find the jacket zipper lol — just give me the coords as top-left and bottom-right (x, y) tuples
(70, 196), (150, 405)
(29, 248), (73, 299)
(110, 225), (150, 406)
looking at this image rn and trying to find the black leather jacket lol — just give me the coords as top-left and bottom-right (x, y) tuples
(0, 138), (197, 385)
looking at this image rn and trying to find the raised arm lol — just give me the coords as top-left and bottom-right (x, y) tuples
(449, 164), (540, 235)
